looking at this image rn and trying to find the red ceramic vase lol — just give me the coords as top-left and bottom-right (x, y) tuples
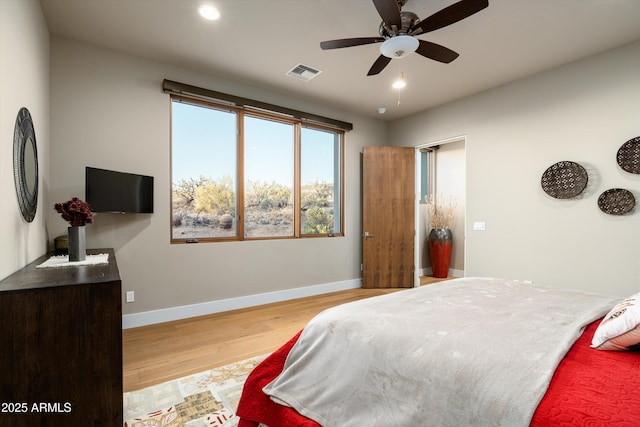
(428, 228), (453, 278)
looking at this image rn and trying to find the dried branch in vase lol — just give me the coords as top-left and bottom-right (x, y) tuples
(425, 194), (457, 229)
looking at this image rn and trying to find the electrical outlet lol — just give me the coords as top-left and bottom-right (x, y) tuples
(126, 291), (135, 303)
(473, 221), (486, 231)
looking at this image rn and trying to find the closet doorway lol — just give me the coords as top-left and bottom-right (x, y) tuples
(415, 136), (466, 281)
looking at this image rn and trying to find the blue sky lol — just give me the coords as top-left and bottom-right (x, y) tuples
(171, 101), (336, 186)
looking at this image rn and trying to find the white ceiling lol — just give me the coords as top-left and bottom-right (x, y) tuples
(40, 0), (640, 121)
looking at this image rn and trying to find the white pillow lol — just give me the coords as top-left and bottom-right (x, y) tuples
(591, 292), (640, 351)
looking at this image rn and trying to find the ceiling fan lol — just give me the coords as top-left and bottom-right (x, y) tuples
(320, 0), (489, 76)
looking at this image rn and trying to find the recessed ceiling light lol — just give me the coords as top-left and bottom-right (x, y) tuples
(198, 4), (221, 20)
(392, 79), (406, 89)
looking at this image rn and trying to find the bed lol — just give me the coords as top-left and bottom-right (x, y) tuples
(236, 277), (640, 426)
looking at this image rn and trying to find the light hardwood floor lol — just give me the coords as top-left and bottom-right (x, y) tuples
(122, 276), (451, 392)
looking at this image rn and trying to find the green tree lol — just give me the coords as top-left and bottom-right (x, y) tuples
(303, 206), (333, 234)
(194, 175), (236, 216)
(173, 176), (209, 212)
(247, 180), (291, 209)
(302, 180), (333, 208)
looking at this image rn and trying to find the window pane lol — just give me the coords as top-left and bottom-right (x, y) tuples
(244, 116), (294, 238)
(420, 150), (430, 203)
(300, 127), (341, 235)
(171, 101), (237, 240)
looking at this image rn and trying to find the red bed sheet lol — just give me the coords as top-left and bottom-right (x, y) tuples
(236, 321), (640, 426)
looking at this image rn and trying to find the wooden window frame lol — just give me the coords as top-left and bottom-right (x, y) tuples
(170, 94), (345, 243)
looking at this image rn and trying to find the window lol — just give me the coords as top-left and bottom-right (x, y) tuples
(170, 95), (344, 242)
(244, 115), (294, 238)
(300, 127), (341, 235)
(419, 148), (435, 203)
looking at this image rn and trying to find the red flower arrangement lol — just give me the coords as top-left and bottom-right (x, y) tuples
(54, 197), (93, 227)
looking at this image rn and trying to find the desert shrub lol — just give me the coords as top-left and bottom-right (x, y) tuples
(194, 175), (236, 216)
(303, 206), (333, 234)
(302, 180), (333, 208)
(247, 180), (291, 210)
(173, 176), (208, 211)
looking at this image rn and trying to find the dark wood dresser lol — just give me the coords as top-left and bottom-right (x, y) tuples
(0, 249), (122, 427)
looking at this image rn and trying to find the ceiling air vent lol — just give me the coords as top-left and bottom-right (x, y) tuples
(286, 63), (322, 81)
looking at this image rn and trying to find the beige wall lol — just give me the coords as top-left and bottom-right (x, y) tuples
(49, 37), (388, 318)
(392, 40), (640, 297)
(0, 0), (50, 280)
(6, 6), (638, 322)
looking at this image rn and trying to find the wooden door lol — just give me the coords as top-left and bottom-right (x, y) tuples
(362, 146), (415, 288)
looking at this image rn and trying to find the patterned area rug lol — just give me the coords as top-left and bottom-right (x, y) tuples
(123, 354), (268, 427)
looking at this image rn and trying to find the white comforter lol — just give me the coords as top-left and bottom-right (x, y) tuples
(263, 277), (618, 427)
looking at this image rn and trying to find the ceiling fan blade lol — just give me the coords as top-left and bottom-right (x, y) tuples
(372, 0), (401, 28)
(320, 37), (385, 50)
(416, 40), (459, 63)
(367, 55), (392, 76)
(411, 0), (488, 34)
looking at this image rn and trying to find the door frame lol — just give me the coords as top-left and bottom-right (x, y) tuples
(414, 135), (467, 285)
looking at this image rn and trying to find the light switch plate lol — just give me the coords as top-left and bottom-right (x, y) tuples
(473, 221), (486, 231)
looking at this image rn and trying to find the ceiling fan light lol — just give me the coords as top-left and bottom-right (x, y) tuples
(380, 35), (419, 59)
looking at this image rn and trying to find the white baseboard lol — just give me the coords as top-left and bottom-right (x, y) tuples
(122, 278), (362, 329)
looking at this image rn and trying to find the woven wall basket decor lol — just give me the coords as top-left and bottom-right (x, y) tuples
(597, 188), (636, 215)
(617, 137), (640, 174)
(541, 160), (588, 199)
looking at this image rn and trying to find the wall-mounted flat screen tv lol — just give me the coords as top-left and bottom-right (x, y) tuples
(85, 167), (154, 213)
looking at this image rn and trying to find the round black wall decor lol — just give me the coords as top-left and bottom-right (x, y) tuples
(13, 107), (39, 222)
(617, 137), (640, 174)
(541, 160), (588, 199)
(597, 188), (635, 215)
